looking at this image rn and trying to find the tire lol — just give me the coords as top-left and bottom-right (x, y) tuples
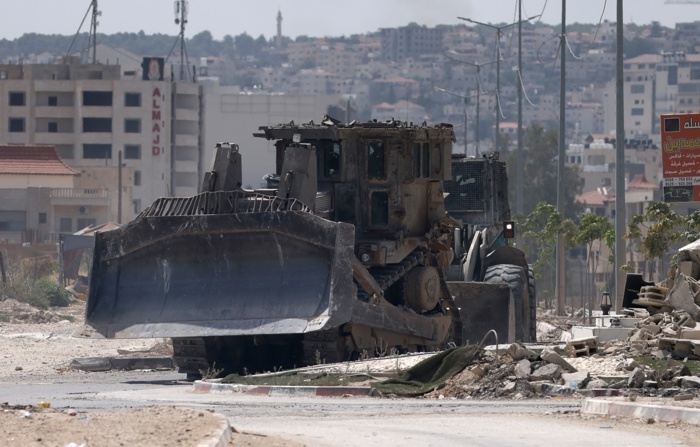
(528, 265), (537, 343)
(484, 264), (529, 342)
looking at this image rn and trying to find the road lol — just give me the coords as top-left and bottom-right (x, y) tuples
(2, 369), (697, 446)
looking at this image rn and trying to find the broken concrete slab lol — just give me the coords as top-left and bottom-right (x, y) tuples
(627, 367), (646, 388)
(562, 371), (590, 389)
(514, 359), (531, 378)
(681, 376), (700, 389)
(666, 273), (700, 320)
(540, 348), (577, 372)
(506, 343), (538, 361)
(530, 363), (562, 382)
(70, 357), (112, 372)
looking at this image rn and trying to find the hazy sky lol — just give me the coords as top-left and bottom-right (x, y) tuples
(3, 0), (694, 41)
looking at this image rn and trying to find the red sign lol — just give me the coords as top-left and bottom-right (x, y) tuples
(661, 113), (700, 202)
(152, 87), (163, 156)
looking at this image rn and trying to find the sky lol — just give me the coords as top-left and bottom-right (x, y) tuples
(2, 0), (695, 41)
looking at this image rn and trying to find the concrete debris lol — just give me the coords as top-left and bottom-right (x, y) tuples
(561, 371), (590, 389)
(530, 363), (562, 381)
(514, 359), (531, 378)
(505, 343), (538, 361)
(627, 367), (646, 388)
(540, 348), (577, 372)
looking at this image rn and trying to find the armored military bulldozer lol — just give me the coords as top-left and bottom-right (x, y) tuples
(86, 118), (535, 377)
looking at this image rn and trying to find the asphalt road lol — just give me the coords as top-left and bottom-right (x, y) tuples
(1, 370), (695, 446)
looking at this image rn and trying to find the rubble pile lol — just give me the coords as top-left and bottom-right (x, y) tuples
(426, 338), (700, 400)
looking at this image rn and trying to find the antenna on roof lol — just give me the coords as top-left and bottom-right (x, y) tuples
(64, 0), (100, 63)
(174, 0), (189, 81)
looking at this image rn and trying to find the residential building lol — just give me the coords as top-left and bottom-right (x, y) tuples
(0, 144), (133, 243)
(0, 60), (203, 221)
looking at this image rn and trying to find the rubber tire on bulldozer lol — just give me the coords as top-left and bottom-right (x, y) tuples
(528, 265), (537, 343)
(484, 264), (530, 343)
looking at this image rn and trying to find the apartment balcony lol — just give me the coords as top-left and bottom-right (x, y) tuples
(34, 106), (74, 118)
(49, 188), (110, 206)
(174, 160), (198, 173)
(176, 108), (200, 122)
(34, 133), (75, 145)
(174, 134), (198, 146)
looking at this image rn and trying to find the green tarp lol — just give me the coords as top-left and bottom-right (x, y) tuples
(371, 345), (481, 396)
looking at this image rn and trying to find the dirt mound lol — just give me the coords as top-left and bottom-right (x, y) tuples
(0, 299), (83, 324)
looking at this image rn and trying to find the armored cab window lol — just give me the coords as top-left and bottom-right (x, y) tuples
(324, 142), (341, 179)
(370, 191), (389, 227)
(367, 141), (385, 179)
(422, 143), (430, 178)
(412, 143), (421, 178)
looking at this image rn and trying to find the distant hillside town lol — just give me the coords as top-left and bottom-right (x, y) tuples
(1, 12), (700, 296)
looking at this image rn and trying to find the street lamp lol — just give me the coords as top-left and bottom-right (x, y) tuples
(435, 87), (479, 156)
(443, 52), (497, 155)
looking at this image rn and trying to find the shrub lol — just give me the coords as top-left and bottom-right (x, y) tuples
(35, 279), (71, 307)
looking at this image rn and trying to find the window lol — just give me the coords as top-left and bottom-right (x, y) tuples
(9, 118), (25, 132)
(9, 91), (25, 106)
(124, 118), (141, 133)
(134, 170), (142, 186)
(323, 143), (341, 178)
(48, 122), (57, 133)
(48, 96), (58, 106)
(601, 178), (612, 186)
(133, 199), (142, 214)
(691, 68), (700, 80)
(82, 91), (113, 106)
(38, 213), (47, 224)
(124, 92), (141, 107)
(412, 143), (421, 178)
(370, 191), (389, 227)
(83, 144), (112, 159)
(0, 211), (26, 231)
(630, 84), (645, 94)
(631, 108), (644, 116)
(59, 218), (72, 233)
(422, 143), (431, 178)
(668, 65), (678, 86)
(124, 144), (141, 159)
(82, 117), (112, 132)
(367, 142), (385, 179)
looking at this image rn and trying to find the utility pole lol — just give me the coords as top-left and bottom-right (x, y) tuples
(517, 0), (524, 215)
(444, 52), (497, 156)
(556, 0), (567, 316)
(459, 14), (539, 153)
(615, 0), (626, 313)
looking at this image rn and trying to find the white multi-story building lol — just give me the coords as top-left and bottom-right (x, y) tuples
(0, 61), (203, 223)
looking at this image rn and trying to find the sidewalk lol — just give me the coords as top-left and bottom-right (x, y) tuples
(581, 397), (700, 426)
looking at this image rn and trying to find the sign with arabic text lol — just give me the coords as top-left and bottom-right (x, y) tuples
(661, 113), (700, 202)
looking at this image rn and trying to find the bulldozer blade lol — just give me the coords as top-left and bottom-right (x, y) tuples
(86, 211), (355, 338)
(448, 282), (515, 345)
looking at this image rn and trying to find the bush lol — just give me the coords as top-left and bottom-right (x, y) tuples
(35, 279), (71, 307)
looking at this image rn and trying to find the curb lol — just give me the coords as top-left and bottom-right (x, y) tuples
(70, 356), (174, 372)
(192, 380), (373, 397)
(581, 398), (700, 426)
(198, 412), (233, 447)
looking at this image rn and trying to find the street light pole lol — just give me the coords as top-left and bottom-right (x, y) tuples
(435, 87), (479, 155)
(444, 52), (497, 156)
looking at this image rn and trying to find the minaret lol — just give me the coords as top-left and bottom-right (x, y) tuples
(276, 9), (282, 49)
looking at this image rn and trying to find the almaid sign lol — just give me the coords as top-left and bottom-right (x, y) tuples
(662, 113), (700, 202)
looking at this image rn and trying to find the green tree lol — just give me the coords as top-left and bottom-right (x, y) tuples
(626, 202), (685, 281)
(508, 125), (583, 218)
(516, 201), (576, 308)
(573, 213), (614, 321)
